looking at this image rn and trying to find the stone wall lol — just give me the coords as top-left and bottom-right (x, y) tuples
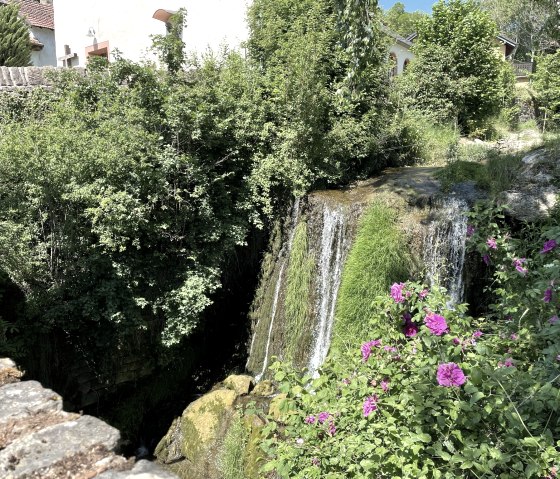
(0, 358), (177, 479)
(0, 66), (84, 91)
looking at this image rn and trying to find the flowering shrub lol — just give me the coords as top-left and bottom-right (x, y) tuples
(260, 260), (559, 476)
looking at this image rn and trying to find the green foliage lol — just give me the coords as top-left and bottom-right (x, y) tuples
(398, 0), (512, 132)
(0, 3), (31, 67)
(0, 52), (268, 357)
(382, 2), (428, 37)
(246, 0), (404, 191)
(533, 51), (560, 131)
(150, 8), (187, 73)
(284, 220), (314, 362)
(333, 203), (410, 350)
(262, 273), (560, 477)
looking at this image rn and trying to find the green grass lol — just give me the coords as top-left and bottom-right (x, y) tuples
(217, 413), (249, 479)
(332, 203), (410, 351)
(283, 220), (314, 364)
(437, 145), (523, 196)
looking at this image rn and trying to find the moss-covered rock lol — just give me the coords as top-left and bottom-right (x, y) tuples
(222, 375), (254, 395)
(155, 376), (275, 479)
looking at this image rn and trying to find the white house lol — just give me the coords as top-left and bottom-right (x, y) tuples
(384, 27), (414, 76)
(52, 0), (250, 68)
(4, 0), (57, 66)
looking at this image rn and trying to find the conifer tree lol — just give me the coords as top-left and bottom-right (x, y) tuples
(0, 3), (31, 66)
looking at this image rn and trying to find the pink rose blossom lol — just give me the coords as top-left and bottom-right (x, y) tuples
(436, 363), (466, 387)
(487, 238), (498, 250)
(363, 395), (379, 417)
(424, 312), (448, 336)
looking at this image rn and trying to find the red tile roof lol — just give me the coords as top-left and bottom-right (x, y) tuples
(16, 0), (54, 30)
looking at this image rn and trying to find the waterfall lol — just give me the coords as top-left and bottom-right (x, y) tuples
(307, 204), (351, 377)
(423, 196), (469, 305)
(250, 198), (301, 381)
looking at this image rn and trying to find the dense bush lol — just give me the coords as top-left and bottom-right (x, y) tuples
(0, 2), (31, 67)
(260, 203), (560, 478)
(397, 0), (514, 133)
(533, 51), (560, 131)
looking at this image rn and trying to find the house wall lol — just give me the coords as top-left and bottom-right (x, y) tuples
(52, 0), (249, 67)
(30, 27), (56, 66)
(389, 43), (414, 75)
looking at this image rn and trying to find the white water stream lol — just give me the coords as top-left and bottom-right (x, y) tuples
(252, 198), (301, 382)
(423, 197), (469, 305)
(307, 204), (351, 377)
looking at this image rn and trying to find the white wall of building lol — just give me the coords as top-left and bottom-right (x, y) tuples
(30, 27), (57, 66)
(389, 42), (413, 75)
(52, 0), (250, 67)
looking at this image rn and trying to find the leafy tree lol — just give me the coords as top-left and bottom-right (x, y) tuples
(398, 0), (512, 132)
(382, 2), (427, 37)
(151, 8), (187, 73)
(532, 50), (560, 130)
(0, 2), (31, 66)
(481, 0), (559, 60)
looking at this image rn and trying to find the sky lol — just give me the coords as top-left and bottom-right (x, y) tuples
(379, 0), (436, 13)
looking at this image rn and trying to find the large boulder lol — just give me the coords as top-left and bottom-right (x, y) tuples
(501, 149), (559, 222)
(155, 375), (275, 479)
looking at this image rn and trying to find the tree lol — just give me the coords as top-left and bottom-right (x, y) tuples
(151, 8), (187, 73)
(0, 2), (31, 66)
(481, 0), (559, 60)
(382, 2), (427, 37)
(399, 0), (512, 132)
(532, 51), (560, 130)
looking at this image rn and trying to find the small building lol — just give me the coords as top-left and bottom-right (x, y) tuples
(1, 0), (57, 66)
(383, 27), (414, 76)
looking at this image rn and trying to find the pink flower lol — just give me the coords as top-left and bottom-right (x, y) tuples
(482, 254), (491, 266)
(436, 363), (466, 387)
(510, 333), (518, 341)
(453, 337), (461, 345)
(383, 345), (397, 353)
(499, 358), (514, 368)
(363, 395), (378, 417)
(361, 340), (381, 361)
(540, 239), (557, 254)
(403, 320), (418, 337)
(424, 312), (448, 336)
(327, 420), (336, 436)
(304, 415), (316, 424)
(419, 289), (429, 299)
(317, 412), (330, 424)
(380, 379), (390, 392)
(487, 238), (498, 250)
(311, 457), (320, 466)
(544, 288), (553, 303)
(390, 282), (406, 303)
(549, 315), (559, 324)
(473, 330), (483, 338)
(466, 224), (475, 237)
(512, 258), (527, 275)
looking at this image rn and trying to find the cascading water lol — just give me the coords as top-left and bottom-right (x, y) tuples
(249, 198), (301, 381)
(423, 196), (469, 305)
(307, 204), (351, 377)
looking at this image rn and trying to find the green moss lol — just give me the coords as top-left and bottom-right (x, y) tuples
(283, 220), (314, 364)
(333, 203), (410, 349)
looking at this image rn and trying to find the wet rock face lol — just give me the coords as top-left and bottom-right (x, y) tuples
(0, 358), (176, 479)
(501, 149), (559, 222)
